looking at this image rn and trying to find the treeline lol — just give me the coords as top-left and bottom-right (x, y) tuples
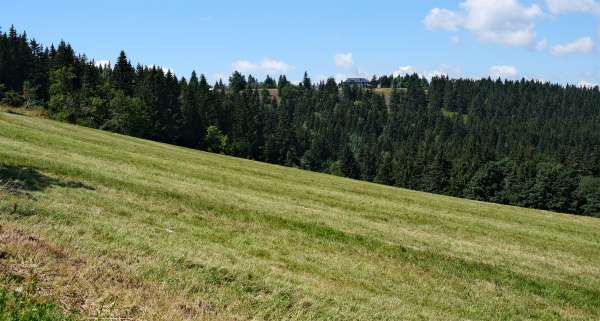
(1, 26), (600, 217)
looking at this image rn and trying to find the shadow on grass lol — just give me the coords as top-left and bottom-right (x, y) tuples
(0, 164), (94, 193)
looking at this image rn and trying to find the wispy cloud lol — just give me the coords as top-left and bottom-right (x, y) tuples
(578, 79), (598, 88)
(489, 65), (519, 79)
(393, 66), (418, 77)
(424, 0), (542, 47)
(545, 0), (600, 16)
(424, 8), (463, 31)
(231, 58), (293, 74)
(551, 37), (594, 56)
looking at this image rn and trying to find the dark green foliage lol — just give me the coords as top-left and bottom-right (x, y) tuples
(2, 25), (600, 216)
(47, 66), (78, 121)
(525, 163), (581, 213)
(205, 125), (228, 153)
(422, 152), (451, 194)
(466, 160), (510, 203)
(263, 75), (276, 89)
(1, 90), (24, 106)
(580, 177), (600, 217)
(229, 71), (246, 93)
(374, 152), (394, 185)
(102, 91), (151, 137)
(341, 145), (361, 179)
(112, 51), (135, 95)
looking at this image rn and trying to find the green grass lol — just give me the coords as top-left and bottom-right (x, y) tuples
(0, 288), (76, 321)
(441, 107), (470, 124)
(1, 111), (600, 320)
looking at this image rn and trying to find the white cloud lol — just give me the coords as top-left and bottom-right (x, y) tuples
(424, 0), (543, 47)
(578, 80), (598, 87)
(451, 36), (461, 45)
(424, 8), (464, 31)
(231, 60), (254, 71)
(231, 58), (292, 74)
(478, 28), (536, 47)
(393, 66), (418, 77)
(551, 37), (594, 56)
(260, 59), (292, 73)
(489, 65), (519, 79)
(334, 53), (354, 68)
(461, 0), (542, 47)
(545, 0), (600, 15)
(437, 65), (464, 79)
(160, 66), (175, 74)
(141, 64), (175, 74)
(426, 69), (450, 79)
(392, 65), (462, 80)
(93, 60), (111, 68)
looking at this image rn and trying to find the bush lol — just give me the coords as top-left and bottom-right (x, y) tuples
(205, 125), (228, 153)
(1, 90), (24, 107)
(465, 160), (510, 203)
(48, 94), (78, 122)
(325, 160), (343, 176)
(524, 163), (580, 213)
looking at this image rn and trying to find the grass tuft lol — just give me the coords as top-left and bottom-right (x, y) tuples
(0, 288), (76, 321)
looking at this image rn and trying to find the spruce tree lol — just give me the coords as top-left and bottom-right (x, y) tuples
(112, 50), (135, 95)
(374, 152), (394, 185)
(341, 145), (361, 179)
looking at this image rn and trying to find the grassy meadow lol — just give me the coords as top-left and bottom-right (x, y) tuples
(1, 110), (600, 320)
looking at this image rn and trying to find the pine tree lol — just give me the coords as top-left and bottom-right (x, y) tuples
(112, 50), (135, 95)
(422, 152), (451, 194)
(264, 75), (276, 89)
(180, 71), (201, 147)
(374, 152), (394, 185)
(302, 71), (311, 89)
(341, 145), (361, 179)
(229, 71), (246, 93)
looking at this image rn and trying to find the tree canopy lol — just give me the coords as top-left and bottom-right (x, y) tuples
(2, 26), (600, 217)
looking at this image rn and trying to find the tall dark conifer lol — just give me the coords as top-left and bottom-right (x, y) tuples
(112, 50), (135, 95)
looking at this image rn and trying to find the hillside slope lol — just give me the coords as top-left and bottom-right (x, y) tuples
(1, 111), (599, 321)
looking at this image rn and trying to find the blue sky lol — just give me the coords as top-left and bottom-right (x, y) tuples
(2, 0), (600, 86)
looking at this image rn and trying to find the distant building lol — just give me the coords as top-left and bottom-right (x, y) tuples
(343, 78), (371, 88)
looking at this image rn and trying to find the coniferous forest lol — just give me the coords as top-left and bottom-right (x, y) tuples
(2, 26), (600, 217)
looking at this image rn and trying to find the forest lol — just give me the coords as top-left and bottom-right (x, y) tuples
(1, 26), (599, 217)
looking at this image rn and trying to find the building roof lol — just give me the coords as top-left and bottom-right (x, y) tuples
(345, 78), (370, 83)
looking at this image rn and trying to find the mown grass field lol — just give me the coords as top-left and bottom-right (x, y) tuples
(1, 110), (600, 321)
